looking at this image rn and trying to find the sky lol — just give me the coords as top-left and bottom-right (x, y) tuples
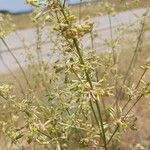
(0, 0), (32, 14)
(0, 0), (93, 14)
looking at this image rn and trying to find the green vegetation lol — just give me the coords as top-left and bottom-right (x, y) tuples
(0, 0), (150, 149)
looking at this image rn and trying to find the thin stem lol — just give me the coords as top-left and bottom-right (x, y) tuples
(89, 97), (102, 136)
(0, 52), (25, 95)
(79, 0), (82, 24)
(108, 15), (116, 64)
(107, 10), (149, 140)
(135, 68), (147, 89)
(74, 39), (107, 144)
(122, 67), (148, 111)
(96, 97), (107, 149)
(71, 61), (103, 138)
(1, 38), (31, 89)
(0, 94), (8, 101)
(73, 37), (104, 140)
(123, 10), (148, 84)
(59, 3), (108, 149)
(117, 9), (149, 100)
(90, 31), (94, 49)
(107, 125), (119, 145)
(107, 82), (150, 144)
(63, 0), (66, 8)
(101, 97), (108, 120)
(58, 122), (93, 132)
(125, 82), (150, 116)
(36, 24), (42, 67)
(122, 95), (132, 111)
(37, 129), (52, 140)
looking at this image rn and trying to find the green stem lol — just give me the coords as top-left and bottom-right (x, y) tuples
(59, 4), (108, 149)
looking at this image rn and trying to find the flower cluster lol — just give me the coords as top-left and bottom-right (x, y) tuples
(0, 84), (12, 99)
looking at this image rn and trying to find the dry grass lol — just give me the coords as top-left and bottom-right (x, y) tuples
(12, 13), (33, 30)
(0, 41), (149, 149)
(117, 31), (150, 149)
(121, 100), (150, 149)
(71, 0), (149, 17)
(0, 1), (150, 149)
(11, 0), (150, 29)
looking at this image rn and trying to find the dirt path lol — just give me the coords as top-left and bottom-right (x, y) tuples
(0, 8), (149, 74)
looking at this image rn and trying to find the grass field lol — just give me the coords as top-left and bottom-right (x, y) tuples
(0, 0), (150, 149)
